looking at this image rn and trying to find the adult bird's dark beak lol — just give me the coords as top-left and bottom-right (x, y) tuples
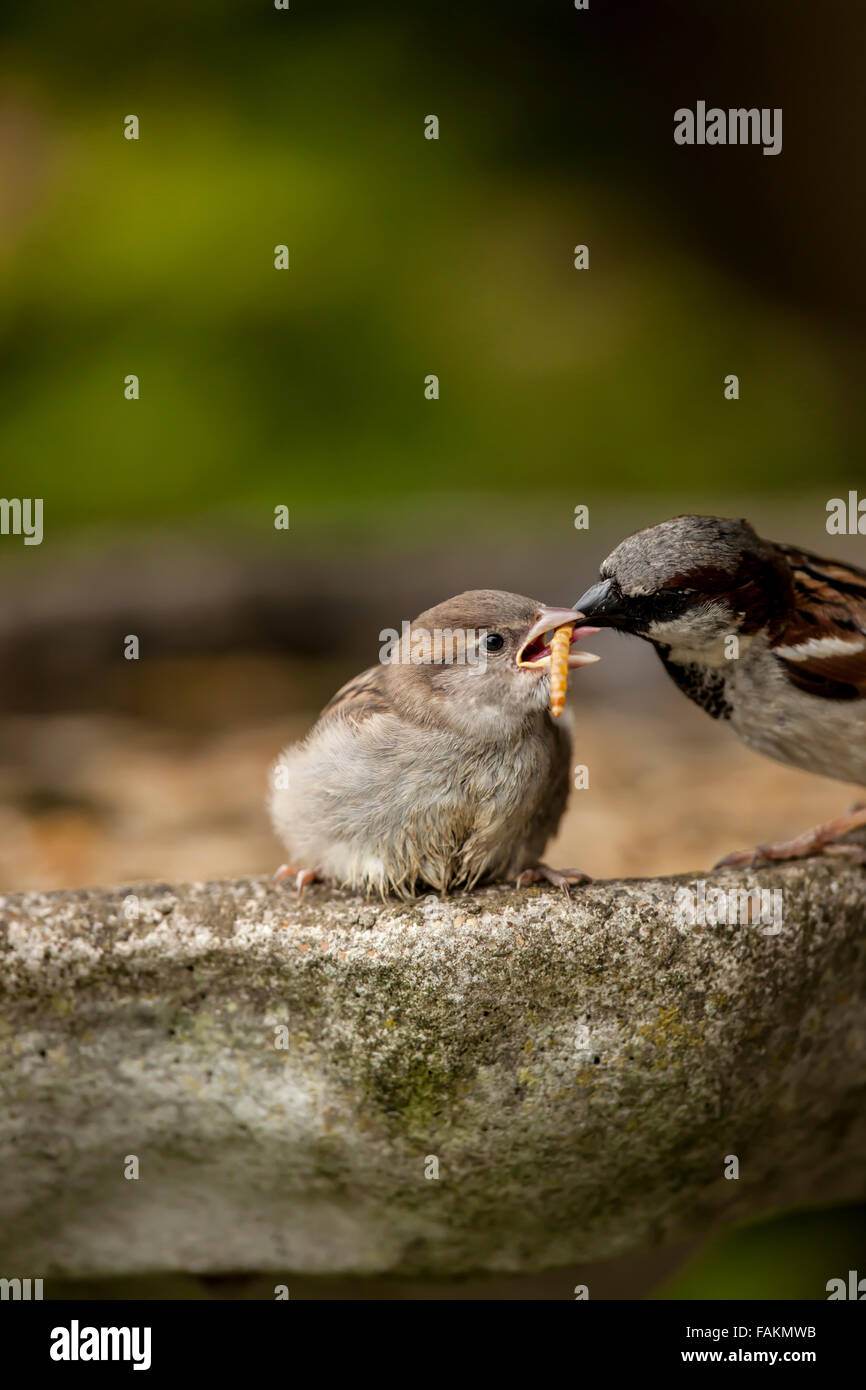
(572, 579), (627, 628)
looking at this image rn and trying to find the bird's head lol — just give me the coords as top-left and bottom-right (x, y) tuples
(384, 589), (599, 739)
(574, 516), (793, 662)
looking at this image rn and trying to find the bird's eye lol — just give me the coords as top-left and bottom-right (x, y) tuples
(483, 632), (505, 652)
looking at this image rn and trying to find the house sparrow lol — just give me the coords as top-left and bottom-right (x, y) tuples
(573, 515), (866, 867)
(269, 590), (600, 898)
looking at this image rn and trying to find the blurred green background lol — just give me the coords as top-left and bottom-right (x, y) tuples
(1, 0), (864, 527)
(0, 0), (863, 1301)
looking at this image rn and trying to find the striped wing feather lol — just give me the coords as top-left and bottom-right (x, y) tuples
(316, 665), (392, 728)
(773, 544), (866, 699)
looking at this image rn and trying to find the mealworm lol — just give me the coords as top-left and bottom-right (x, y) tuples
(549, 623), (573, 718)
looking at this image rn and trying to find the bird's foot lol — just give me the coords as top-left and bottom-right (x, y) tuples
(714, 805), (866, 870)
(272, 864), (321, 899)
(820, 843), (866, 865)
(516, 862), (592, 897)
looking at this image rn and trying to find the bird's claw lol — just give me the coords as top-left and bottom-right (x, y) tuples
(822, 843), (866, 864)
(714, 847), (765, 870)
(273, 864), (321, 899)
(714, 837), (826, 870)
(714, 806), (866, 871)
(516, 863), (592, 898)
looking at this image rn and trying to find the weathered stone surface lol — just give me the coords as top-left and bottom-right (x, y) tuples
(1, 861), (865, 1279)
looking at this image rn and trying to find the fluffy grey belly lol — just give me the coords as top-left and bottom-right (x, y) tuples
(731, 684), (866, 787)
(661, 648), (866, 787)
(270, 713), (571, 895)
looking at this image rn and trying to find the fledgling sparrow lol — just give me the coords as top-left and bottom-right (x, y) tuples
(574, 514), (866, 866)
(268, 590), (599, 897)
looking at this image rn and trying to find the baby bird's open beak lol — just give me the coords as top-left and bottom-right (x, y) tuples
(516, 605), (601, 669)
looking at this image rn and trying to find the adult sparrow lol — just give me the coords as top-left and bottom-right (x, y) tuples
(269, 590), (600, 897)
(573, 514), (866, 866)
